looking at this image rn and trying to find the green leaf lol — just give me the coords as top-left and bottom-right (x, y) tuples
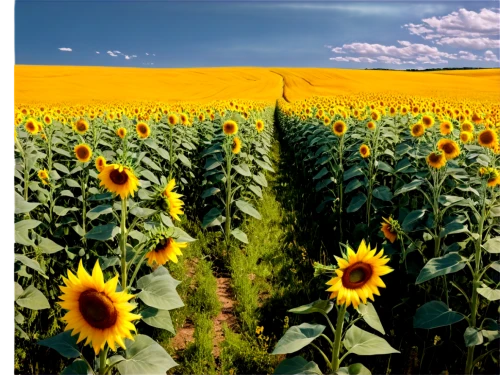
(61, 359), (92, 375)
(464, 327), (483, 347)
(54, 206), (78, 216)
(177, 153), (192, 168)
(141, 307), (175, 334)
(235, 200), (262, 220)
(347, 193), (367, 213)
(345, 179), (362, 194)
(316, 178), (334, 192)
(84, 224), (119, 241)
(233, 163), (252, 177)
(231, 228), (249, 244)
(253, 172), (268, 187)
(14, 254), (47, 277)
(86, 204), (113, 221)
(248, 184), (263, 198)
(440, 222), (469, 238)
(116, 334), (178, 375)
(38, 237), (64, 254)
(343, 325), (399, 356)
(313, 167), (329, 180)
(272, 323), (325, 354)
(343, 166), (364, 181)
(336, 363), (372, 375)
(415, 253), (466, 284)
(477, 286), (500, 301)
(255, 158), (275, 172)
(413, 301), (464, 329)
(38, 331), (81, 359)
(15, 220), (41, 246)
(377, 161), (394, 174)
(394, 180), (423, 196)
(372, 186), (392, 202)
(358, 303), (385, 335)
(204, 158), (221, 171)
(438, 195), (464, 207)
(402, 209), (426, 232)
(273, 356), (322, 375)
(15, 192), (40, 214)
(16, 285), (50, 310)
(87, 193), (113, 201)
(15, 282), (23, 300)
(142, 157), (162, 172)
(141, 169), (160, 185)
(483, 237), (500, 254)
(136, 268), (184, 310)
(130, 207), (157, 218)
(53, 163), (70, 174)
(160, 213), (174, 228)
(202, 207), (223, 228)
(201, 187), (220, 199)
(288, 299), (333, 315)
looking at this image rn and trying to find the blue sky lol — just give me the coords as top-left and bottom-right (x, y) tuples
(15, 0), (500, 69)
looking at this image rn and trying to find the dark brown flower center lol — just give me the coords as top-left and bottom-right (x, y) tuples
(26, 122), (35, 131)
(429, 153), (442, 163)
(441, 142), (455, 154)
(479, 131), (493, 144)
(154, 238), (169, 252)
(224, 124), (235, 133)
(77, 121), (87, 131)
(342, 262), (373, 289)
(110, 169), (129, 185)
(77, 147), (89, 160)
(79, 289), (117, 329)
(334, 124), (344, 133)
(423, 117), (431, 126)
(138, 124), (148, 134)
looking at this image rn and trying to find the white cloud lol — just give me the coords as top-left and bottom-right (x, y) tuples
(113, 50), (122, 54)
(377, 56), (403, 65)
(484, 50), (500, 63)
(131, 55), (137, 58)
(58, 47), (72, 52)
(458, 50), (480, 61)
(107, 51), (118, 57)
(124, 55), (131, 60)
(145, 53), (149, 56)
(153, 54), (156, 56)
(331, 47), (345, 54)
(436, 37), (500, 49)
(329, 56), (376, 63)
(96, 51), (100, 54)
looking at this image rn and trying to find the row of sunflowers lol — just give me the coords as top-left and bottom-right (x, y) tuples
(269, 94), (499, 375)
(14, 99), (275, 374)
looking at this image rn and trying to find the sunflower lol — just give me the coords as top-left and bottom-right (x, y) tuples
(163, 179), (185, 221)
(471, 113), (482, 124)
(359, 144), (370, 158)
(74, 144), (92, 163)
(411, 123), (425, 137)
(25, 118), (39, 135)
(332, 120), (347, 136)
(323, 117), (331, 126)
(232, 137), (242, 154)
(427, 151), (447, 169)
(480, 168), (500, 187)
(98, 164), (140, 199)
(371, 110), (380, 122)
(145, 237), (187, 266)
(326, 240), (393, 309)
(381, 217), (398, 243)
(421, 115), (434, 128)
(460, 131), (473, 143)
(223, 120), (238, 135)
(136, 122), (150, 139)
(180, 113), (189, 125)
(440, 121), (453, 135)
(43, 114), (53, 126)
(367, 121), (376, 131)
(461, 121), (474, 132)
(477, 129), (498, 149)
(256, 120), (265, 132)
(38, 169), (50, 185)
(95, 156), (107, 172)
(73, 119), (89, 135)
(437, 139), (460, 159)
(168, 114), (178, 126)
(117, 127), (127, 139)
(58, 260), (141, 355)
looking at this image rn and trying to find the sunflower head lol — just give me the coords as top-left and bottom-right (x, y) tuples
(371, 110), (380, 122)
(232, 137), (242, 154)
(73, 119), (89, 134)
(168, 114), (178, 126)
(381, 217), (400, 243)
(144, 227), (187, 266)
(359, 144), (370, 158)
(98, 163), (140, 199)
(162, 179), (185, 221)
(480, 167), (500, 187)
(58, 260), (141, 355)
(326, 240), (393, 309)
(74, 144), (93, 163)
(427, 151), (447, 169)
(460, 131), (473, 143)
(38, 169), (50, 184)
(367, 121), (376, 131)
(477, 129), (498, 149)
(461, 121), (474, 132)
(440, 121), (453, 135)
(256, 120), (265, 132)
(422, 115), (434, 128)
(332, 120), (347, 137)
(25, 118), (39, 135)
(223, 120), (238, 135)
(437, 138), (460, 159)
(95, 156), (107, 172)
(117, 127), (127, 139)
(323, 117), (331, 126)
(136, 122), (151, 139)
(411, 123), (425, 138)
(180, 113), (189, 125)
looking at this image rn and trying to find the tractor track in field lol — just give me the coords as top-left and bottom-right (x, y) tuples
(212, 276), (238, 357)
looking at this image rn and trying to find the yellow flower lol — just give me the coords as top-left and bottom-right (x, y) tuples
(427, 151), (447, 169)
(367, 121), (376, 131)
(95, 156), (107, 172)
(136, 122), (151, 139)
(371, 110), (380, 122)
(460, 131), (473, 143)
(440, 121), (453, 135)
(411, 123), (425, 138)
(117, 127), (127, 139)
(168, 114), (178, 126)
(422, 115), (434, 128)
(145, 237), (187, 265)
(332, 120), (347, 136)
(25, 118), (39, 135)
(38, 169), (50, 185)
(232, 137), (242, 154)
(163, 179), (185, 221)
(326, 240), (393, 309)
(223, 120), (238, 135)
(98, 164), (140, 199)
(461, 121), (474, 133)
(477, 129), (498, 149)
(73, 119), (89, 135)
(74, 144), (92, 163)
(359, 144), (370, 158)
(256, 120), (265, 132)
(58, 260), (141, 355)
(381, 217), (397, 243)
(437, 139), (460, 159)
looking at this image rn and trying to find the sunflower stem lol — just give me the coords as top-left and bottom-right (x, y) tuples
(310, 342), (332, 370)
(169, 125), (174, 180)
(98, 346), (108, 375)
(331, 303), (347, 371)
(120, 197), (128, 290)
(224, 140), (232, 246)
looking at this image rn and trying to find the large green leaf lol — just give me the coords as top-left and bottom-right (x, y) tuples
(15, 254), (47, 277)
(235, 200), (262, 220)
(253, 172), (268, 187)
(38, 237), (64, 254)
(202, 207), (223, 228)
(477, 286), (500, 301)
(273, 356), (322, 375)
(136, 268), (184, 310)
(16, 285), (50, 310)
(413, 301), (464, 329)
(61, 359), (92, 375)
(288, 299), (333, 315)
(415, 253), (466, 284)
(343, 166), (364, 181)
(38, 331), (80, 359)
(343, 325), (399, 356)
(15, 192), (40, 214)
(115, 334), (178, 375)
(141, 307), (175, 334)
(201, 187), (220, 199)
(86, 204), (113, 221)
(440, 222), (468, 238)
(347, 193), (367, 213)
(464, 327), (483, 347)
(84, 224), (119, 241)
(358, 303), (385, 335)
(231, 228), (249, 244)
(394, 180), (423, 196)
(372, 186), (392, 202)
(15, 219), (41, 246)
(482, 237), (500, 254)
(402, 209), (426, 231)
(233, 163), (252, 177)
(272, 323), (325, 354)
(336, 363), (372, 375)
(141, 169), (160, 185)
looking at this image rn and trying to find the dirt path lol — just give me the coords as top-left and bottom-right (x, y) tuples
(212, 277), (238, 357)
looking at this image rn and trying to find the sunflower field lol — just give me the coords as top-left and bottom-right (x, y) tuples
(13, 68), (500, 375)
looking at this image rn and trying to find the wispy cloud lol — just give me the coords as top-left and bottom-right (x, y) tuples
(58, 47), (72, 52)
(96, 51), (100, 54)
(107, 50), (118, 57)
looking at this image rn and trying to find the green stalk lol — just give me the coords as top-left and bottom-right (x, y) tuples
(99, 346), (109, 375)
(338, 135), (345, 243)
(331, 303), (347, 371)
(465, 181), (487, 375)
(81, 175), (87, 240)
(224, 141), (232, 245)
(169, 125), (174, 180)
(120, 198), (128, 289)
